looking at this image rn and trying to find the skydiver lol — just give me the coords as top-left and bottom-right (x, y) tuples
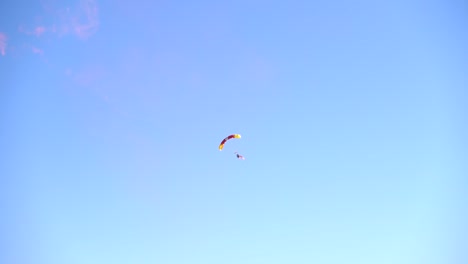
(234, 152), (245, 160)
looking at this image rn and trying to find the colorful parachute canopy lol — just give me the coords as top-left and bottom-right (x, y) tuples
(218, 134), (241, 151)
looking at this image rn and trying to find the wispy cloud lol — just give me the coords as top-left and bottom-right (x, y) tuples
(65, 65), (105, 87)
(55, 0), (100, 40)
(32, 46), (44, 55)
(0, 33), (7, 55)
(18, 25), (47, 37)
(19, 0), (100, 40)
(73, 0), (99, 39)
(34, 26), (47, 36)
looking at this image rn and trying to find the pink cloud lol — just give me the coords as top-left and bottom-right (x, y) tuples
(73, 0), (99, 39)
(0, 33), (6, 55)
(67, 65), (105, 87)
(20, 0), (100, 40)
(34, 26), (46, 36)
(54, 0), (100, 40)
(32, 46), (44, 55)
(18, 25), (48, 37)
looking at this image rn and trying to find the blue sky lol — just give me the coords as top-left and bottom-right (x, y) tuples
(1, 0), (467, 263)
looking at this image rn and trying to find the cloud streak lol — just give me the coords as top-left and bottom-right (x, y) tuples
(32, 46), (44, 55)
(73, 0), (99, 39)
(18, 26), (47, 37)
(0, 33), (6, 55)
(20, 0), (100, 40)
(34, 26), (46, 37)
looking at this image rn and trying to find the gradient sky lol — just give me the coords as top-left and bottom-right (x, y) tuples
(1, 0), (467, 263)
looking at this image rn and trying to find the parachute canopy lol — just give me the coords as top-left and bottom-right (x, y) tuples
(219, 134), (241, 151)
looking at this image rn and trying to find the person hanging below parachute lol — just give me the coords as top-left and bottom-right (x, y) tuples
(218, 134), (241, 151)
(234, 152), (245, 160)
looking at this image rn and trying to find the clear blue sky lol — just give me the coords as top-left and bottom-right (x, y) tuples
(1, 0), (467, 263)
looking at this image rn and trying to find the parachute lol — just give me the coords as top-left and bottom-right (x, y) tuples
(218, 134), (241, 151)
